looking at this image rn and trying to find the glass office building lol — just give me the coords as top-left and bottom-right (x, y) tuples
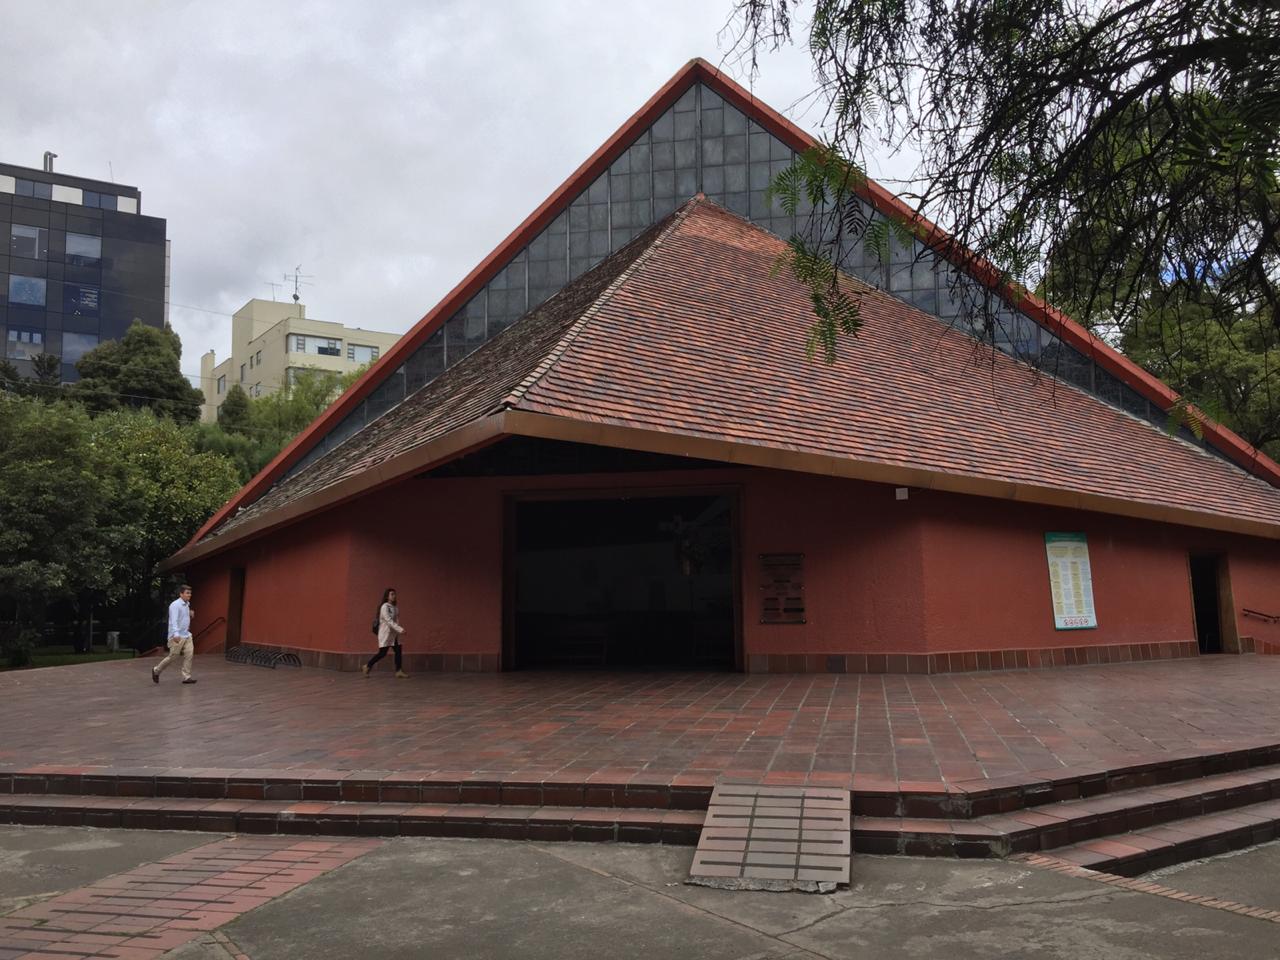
(0, 161), (167, 382)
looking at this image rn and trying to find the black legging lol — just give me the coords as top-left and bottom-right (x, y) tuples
(366, 642), (402, 671)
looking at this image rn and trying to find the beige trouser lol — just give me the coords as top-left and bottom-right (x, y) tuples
(154, 636), (194, 680)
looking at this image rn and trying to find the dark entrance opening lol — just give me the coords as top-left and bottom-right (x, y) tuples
(1189, 554), (1224, 654)
(226, 567), (246, 651)
(511, 494), (737, 669)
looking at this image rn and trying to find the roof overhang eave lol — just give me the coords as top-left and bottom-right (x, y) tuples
(158, 413), (512, 574)
(500, 410), (1280, 542)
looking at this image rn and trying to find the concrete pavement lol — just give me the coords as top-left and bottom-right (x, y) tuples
(4, 826), (1277, 959)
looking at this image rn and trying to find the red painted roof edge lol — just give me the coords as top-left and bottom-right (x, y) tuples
(699, 62), (1280, 488)
(187, 59), (709, 546)
(189, 56), (1280, 549)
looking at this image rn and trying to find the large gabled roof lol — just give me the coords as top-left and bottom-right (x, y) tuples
(163, 197), (1280, 571)
(179, 58), (1280, 562)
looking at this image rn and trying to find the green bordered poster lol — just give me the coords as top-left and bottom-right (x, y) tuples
(1044, 533), (1097, 630)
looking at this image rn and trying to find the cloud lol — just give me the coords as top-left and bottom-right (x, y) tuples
(2, 1), (892, 392)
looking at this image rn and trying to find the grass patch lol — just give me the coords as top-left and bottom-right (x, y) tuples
(2, 646), (136, 671)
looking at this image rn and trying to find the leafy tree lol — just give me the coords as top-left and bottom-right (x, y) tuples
(0, 359), (21, 395)
(189, 420), (275, 484)
(734, 0), (1280, 367)
(31, 353), (62, 392)
(0, 397), (114, 624)
(73, 321), (204, 422)
(217, 383), (252, 435)
(193, 365), (367, 483)
(0, 396), (241, 653)
(88, 408), (242, 608)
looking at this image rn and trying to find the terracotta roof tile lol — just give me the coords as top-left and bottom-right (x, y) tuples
(196, 197), (1280, 554)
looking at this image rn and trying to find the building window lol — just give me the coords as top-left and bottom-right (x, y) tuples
(240, 363), (246, 383)
(63, 283), (100, 317)
(291, 335), (342, 357)
(82, 190), (117, 211)
(10, 224), (49, 260)
(217, 374), (226, 395)
(255, 350), (262, 365)
(65, 233), (102, 266)
(62, 332), (99, 363)
(253, 382), (262, 397)
(6, 328), (45, 360)
(14, 179), (52, 200)
(249, 354), (254, 369)
(7, 275), (47, 307)
(347, 343), (379, 364)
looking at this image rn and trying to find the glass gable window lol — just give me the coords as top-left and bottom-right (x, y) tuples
(65, 233), (102, 266)
(10, 224), (49, 260)
(279, 80), (1208, 486)
(62, 332), (99, 362)
(6, 328), (45, 360)
(63, 283), (100, 317)
(8, 275), (47, 307)
(347, 343), (379, 364)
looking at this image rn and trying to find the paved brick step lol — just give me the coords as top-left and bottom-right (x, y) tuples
(857, 742), (1280, 819)
(0, 769), (713, 811)
(1045, 798), (1280, 877)
(0, 793), (705, 845)
(854, 763), (1280, 857)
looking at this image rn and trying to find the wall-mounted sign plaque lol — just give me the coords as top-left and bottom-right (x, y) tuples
(1044, 532), (1097, 630)
(760, 553), (805, 624)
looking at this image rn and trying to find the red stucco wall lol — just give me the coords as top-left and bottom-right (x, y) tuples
(184, 463), (1280, 668)
(915, 495), (1198, 652)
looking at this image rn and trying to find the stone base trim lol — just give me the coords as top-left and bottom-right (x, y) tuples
(748, 640), (1202, 674)
(221, 642), (499, 673)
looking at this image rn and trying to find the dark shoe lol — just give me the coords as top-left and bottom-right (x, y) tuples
(182, 677), (197, 684)
(151, 668), (159, 684)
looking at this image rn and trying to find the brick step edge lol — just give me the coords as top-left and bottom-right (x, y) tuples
(1044, 798), (1280, 877)
(854, 796), (1280, 861)
(7, 739), (1280, 820)
(866, 741), (1280, 820)
(0, 794), (706, 845)
(0, 770), (712, 812)
(856, 764), (1280, 856)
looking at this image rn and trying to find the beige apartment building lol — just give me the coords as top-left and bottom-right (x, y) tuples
(200, 299), (400, 422)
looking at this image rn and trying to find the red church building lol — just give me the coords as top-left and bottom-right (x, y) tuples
(163, 60), (1280, 674)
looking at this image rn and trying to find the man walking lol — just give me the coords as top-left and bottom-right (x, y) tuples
(152, 585), (197, 685)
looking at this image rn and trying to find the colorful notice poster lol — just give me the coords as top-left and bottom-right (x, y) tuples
(1044, 533), (1097, 630)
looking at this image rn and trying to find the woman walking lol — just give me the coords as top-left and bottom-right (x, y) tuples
(363, 587), (408, 678)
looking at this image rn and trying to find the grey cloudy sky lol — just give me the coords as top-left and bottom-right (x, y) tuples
(3, 1), (910, 390)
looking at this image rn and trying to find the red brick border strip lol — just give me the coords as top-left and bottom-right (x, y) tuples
(1013, 852), (1280, 924)
(0, 836), (380, 959)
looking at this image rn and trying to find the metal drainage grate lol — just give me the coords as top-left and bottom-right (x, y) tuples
(687, 783), (851, 892)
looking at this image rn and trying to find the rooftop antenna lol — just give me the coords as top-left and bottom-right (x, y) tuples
(283, 265), (314, 309)
(265, 280), (282, 301)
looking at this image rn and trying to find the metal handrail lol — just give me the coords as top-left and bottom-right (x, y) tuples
(1242, 608), (1280, 624)
(194, 616), (226, 640)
